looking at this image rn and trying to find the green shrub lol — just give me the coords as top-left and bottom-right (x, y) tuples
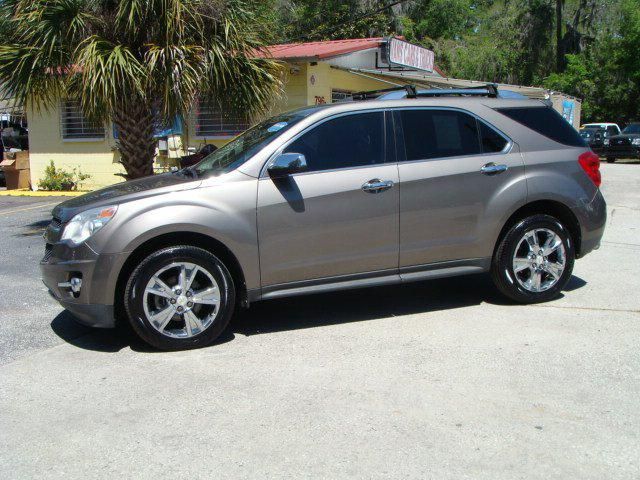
(38, 161), (91, 191)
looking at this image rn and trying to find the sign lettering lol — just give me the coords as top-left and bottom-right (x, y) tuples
(387, 37), (434, 73)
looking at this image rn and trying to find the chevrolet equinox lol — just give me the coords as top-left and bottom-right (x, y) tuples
(41, 91), (606, 350)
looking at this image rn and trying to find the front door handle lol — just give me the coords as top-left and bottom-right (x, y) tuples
(480, 162), (508, 175)
(362, 178), (394, 193)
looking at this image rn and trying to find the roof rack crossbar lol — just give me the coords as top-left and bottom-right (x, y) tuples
(413, 84), (498, 98)
(352, 83), (499, 100)
(352, 84), (417, 100)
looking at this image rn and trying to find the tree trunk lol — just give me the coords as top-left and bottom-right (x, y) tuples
(113, 103), (157, 179)
(556, 0), (564, 72)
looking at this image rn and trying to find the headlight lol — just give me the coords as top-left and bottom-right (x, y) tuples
(604, 139), (610, 145)
(632, 138), (640, 146)
(61, 205), (118, 246)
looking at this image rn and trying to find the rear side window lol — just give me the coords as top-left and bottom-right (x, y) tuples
(479, 121), (508, 153)
(496, 107), (586, 147)
(284, 111), (384, 172)
(399, 109), (481, 161)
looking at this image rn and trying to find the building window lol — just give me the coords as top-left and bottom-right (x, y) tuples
(331, 89), (353, 103)
(60, 100), (104, 140)
(196, 100), (249, 137)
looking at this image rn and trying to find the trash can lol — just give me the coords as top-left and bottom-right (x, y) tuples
(0, 151), (30, 190)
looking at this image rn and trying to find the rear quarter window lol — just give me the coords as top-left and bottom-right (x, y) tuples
(496, 107), (586, 147)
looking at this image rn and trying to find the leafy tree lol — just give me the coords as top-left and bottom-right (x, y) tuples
(545, 0), (639, 123)
(402, 0), (474, 41)
(278, 0), (396, 42)
(0, 0), (282, 179)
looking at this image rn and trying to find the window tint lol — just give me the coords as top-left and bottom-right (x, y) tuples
(496, 107), (586, 147)
(399, 110), (481, 161)
(284, 112), (384, 172)
(479, 121), (508, 153)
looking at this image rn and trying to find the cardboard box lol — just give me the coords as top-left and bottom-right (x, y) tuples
(2, 150), (30, 170)
(3, 168), (30, 189)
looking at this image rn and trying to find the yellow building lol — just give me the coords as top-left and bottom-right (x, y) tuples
(26, 37), (580, 190)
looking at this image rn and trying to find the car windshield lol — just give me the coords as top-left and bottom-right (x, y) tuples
(623, 124), (640, 134)
(194, 108), (318, 176)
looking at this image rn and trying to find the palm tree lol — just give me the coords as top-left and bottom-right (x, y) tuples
(0, 0), (282, 179)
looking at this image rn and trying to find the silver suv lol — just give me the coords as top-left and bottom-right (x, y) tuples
(41, 93), (606, 350)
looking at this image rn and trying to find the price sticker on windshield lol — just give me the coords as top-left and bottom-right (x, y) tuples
(268, 122), (288, 133)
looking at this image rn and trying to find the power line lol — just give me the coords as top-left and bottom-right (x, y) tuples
(284, 0), (412, 44)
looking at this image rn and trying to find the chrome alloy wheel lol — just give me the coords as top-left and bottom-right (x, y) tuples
(143, 262), (220, 338)
(512, 228), (566, 293)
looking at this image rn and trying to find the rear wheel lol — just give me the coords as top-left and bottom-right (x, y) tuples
(124, 245), (236, 350)
(491, 214), (575, 303)
(606, 157), (616, 163)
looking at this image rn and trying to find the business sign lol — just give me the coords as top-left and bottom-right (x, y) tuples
(387, 37), (434, 73)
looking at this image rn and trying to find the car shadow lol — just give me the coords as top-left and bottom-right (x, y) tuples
(16, 219), (50, 237)
(50, 273), (587, 353)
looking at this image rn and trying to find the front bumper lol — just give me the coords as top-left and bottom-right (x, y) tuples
(605, 144), (640, 158)
(45, 286), (115, 328)
(40, 238), (125, 329)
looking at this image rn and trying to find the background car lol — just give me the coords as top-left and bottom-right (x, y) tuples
(604, 122), (640, 163)
(580, 126), (607, 156)
(581, 122), (621, 136)
(581, 123), (621, 158)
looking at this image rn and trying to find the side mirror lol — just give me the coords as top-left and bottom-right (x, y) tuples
(267, 153), (307, 178)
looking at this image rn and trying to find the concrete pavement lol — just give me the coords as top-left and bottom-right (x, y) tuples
(0, 165), (639, 479)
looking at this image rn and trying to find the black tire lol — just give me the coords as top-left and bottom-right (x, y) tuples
(606, 157), (616, 163)
(124, 245), (236, 350)
(491, 214), (575, 303)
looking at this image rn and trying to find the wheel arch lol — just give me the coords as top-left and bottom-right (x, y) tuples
(495, 200), (582, 258)
(113, 231), (248, 321)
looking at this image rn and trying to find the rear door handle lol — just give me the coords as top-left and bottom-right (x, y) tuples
(362, 178), (394, 193)
(480, 162), (508, 175)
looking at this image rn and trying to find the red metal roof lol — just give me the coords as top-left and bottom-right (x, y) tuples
(263, 37), (386, 60)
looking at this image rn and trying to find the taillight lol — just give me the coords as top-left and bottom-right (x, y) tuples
(578, 151), (601, 187)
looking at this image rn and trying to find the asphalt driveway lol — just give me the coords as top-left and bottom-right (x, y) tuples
(0, 165), (639, 479)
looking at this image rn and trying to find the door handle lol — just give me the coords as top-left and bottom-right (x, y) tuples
(362, 178), (394, 193)
(480, 162), (508, 175)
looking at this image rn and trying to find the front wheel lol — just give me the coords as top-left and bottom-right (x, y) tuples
(491, 214), (575, 303)
(124, 245), (236, 350)
(606, 157), (616, 163)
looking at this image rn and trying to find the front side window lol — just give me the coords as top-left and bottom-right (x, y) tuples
(623, 124), (640, 134)
(399, 109), (481, 161)
(194, 108), (317, 176)
(60, 100), (104, 140)
(283, 112), (385, 173)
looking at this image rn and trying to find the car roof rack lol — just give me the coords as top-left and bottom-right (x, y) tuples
(352, 83), (499, 100)
(352, 85), (417, 100)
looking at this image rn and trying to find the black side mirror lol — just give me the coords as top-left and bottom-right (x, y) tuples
(267, 153), (308, 178)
